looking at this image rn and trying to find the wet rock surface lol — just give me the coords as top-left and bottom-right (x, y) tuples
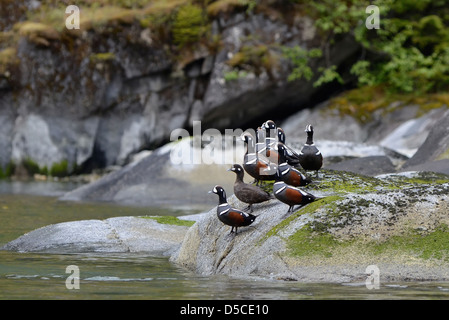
(1, 216), (193, 256)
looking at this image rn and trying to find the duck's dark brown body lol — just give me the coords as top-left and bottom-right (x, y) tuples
(276, 143), (311, 187)
(209, 185), (257, 234)
(272, 180), (316, 213)
(229, 164), (272, 212)
(298, 125), (323, 172)
(241, 133), (276, 183)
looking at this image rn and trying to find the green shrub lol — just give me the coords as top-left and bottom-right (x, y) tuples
(172, 4), (208, 47)
(0, 162), (16, 179)
(286, 0), (449, 94)
(50, 160), (69, 177)
(22, 158), (40, 175)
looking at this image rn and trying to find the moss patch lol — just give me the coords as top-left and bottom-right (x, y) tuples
(206, 0), (248, 17)
(0, 47), (19, 74)
(370, 224), (449, 262)
(377, 171), (449, 188)
(305, 170), (449, 197)
(172, 3), (208, 48)
(436, 148), (449, 161)
(328, 86), (449, 124)
(142, 215), (195, 227)
(89, 52), (116, 62)
(282, 169), (449, 265)
(263, 195), (343, 242)
(305, 169), (390, 194)
(287, 224), (352, 258)
(287, 223), (449, 263)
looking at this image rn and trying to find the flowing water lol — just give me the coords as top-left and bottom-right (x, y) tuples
(1, 181), (449, 300)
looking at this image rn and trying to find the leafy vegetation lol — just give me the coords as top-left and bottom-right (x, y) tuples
(0, 162), (15, 179)
(286, 0), (449, 96)
(172, 3), (208, 47)
(50, 160), (69, 177)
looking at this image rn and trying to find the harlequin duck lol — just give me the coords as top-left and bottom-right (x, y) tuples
(273, 173), (316, 213)
(241, 132), (277, 184)
(255, 120), (279, 162)
(263, 120), (277, 138)
(298, 125), (323, 174)
(256, 125), (266, 153)
(228, 164), (273, 212)
(277, 143), (311, 187)
(209, 185), (257, 234)
(276, 127), (301, 166)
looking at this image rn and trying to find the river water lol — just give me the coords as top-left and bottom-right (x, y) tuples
(1, 181), (449, 300)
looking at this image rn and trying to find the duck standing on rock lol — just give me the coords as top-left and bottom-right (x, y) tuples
(209, 185), (257, 234)
(256, 120), (278, 163)
(277, 143), (311, 187)
(228, 164), (273, 213)
(298, 124), (323, 175)
(273, 173), (316, 214)
(241, 132), (277, 184)
(276, 127), (301, 166)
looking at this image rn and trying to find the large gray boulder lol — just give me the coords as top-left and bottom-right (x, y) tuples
(1, 216), (191, 256)
(60, 138), (239, 208)
(171, 170), (449, 282)
(402, 108), (449, 172)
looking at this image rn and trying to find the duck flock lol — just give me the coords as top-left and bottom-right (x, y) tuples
(209, 120), (323, 235)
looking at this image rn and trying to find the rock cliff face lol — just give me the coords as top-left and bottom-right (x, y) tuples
(0, 1), (360, 174)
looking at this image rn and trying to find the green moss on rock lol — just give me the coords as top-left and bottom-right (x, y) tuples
(263, 195), (343, 242)
(89, 52), (116, 63)
(287, 224), (351, 258)
(142, 215), (195, 227)
(172, 4), (208, 47)
(370, 224), (449, 262)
